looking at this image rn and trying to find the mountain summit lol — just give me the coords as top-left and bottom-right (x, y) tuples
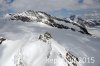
(0, 10), (100, 66)
(8, 10), (91, 35)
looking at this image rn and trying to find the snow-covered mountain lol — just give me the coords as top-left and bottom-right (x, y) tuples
(7, 10), (91, 35)
(68, 15), (100, 27)
(0, 10), (100, 66)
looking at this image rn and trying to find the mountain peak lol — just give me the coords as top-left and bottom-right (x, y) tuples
(7, 10), (91, 35)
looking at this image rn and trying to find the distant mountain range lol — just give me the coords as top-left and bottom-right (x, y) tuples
(0, 10), (100, 66)
(6, 10), (92, 35)
(67, 15), (100, 27)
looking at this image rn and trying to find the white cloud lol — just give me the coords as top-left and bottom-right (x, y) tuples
(81, 0), (100, 8)
(0, 0), (100, 12)
(11, 0), (77, 11)
(14, 0), (100, 11)
(0, 0), (10, 14)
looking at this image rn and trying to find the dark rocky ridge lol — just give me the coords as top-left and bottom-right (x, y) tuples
(39, 32), (52, 42)
(9, 10), (91, 35)
(69, 15), (100, 27)
(38, 32), (80, 66)
(0, 37), (6, 44)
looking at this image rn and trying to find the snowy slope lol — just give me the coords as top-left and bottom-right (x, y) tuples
(8, 10), (91, 35)
(68, 15), (100, 27)
(0, 11), (100, 66)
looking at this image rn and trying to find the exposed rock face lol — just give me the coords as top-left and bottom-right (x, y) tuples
(10, 15), (32, 22)
(70, 15), (76, 21)
(9, 10), (91, 35)
(38, 32), (80, 66)
(39, 32), (52, 42)
(65, 51), (79, 66)
(0, 37), (6, 44)
(69, 15), (100, 27)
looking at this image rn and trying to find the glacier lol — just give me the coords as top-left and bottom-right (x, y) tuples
(0, 10), (100, 66)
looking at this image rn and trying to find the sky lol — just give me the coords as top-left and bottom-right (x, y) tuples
(0, 0), (100, 17)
